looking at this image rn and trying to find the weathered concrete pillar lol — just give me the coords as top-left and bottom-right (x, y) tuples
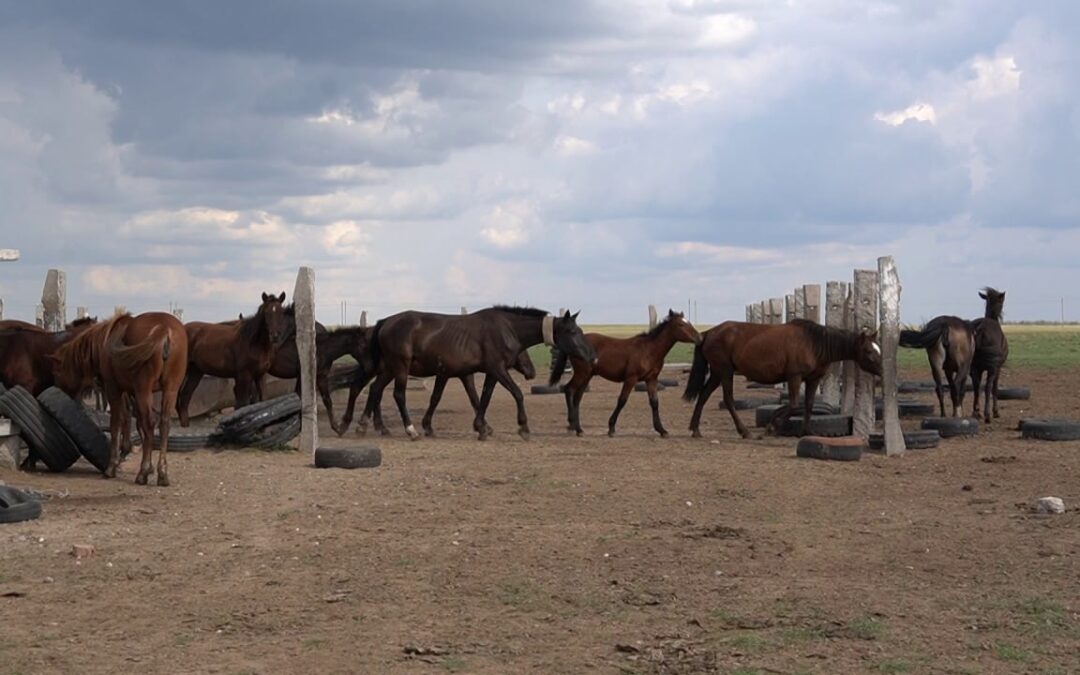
(41, 269), (66, 332)
(172, 307), (184, 322)
(0, 298), (4, 320)
(785, 294), (796, 322)
(820, 281), (846, 406)
(851, 269), (879, 439)
(768, 297), (784, 324)
(745, 305), (753, 322)
(359, 310), (368, 328)
(877, 256), (906, 455)
(461, 306), (468, 315)
(841, 283), (856, 414)
(76, 306), (89, 320)
(750, 302), (764, 324)
(794, 287), (806, 320)
(758, 300), (768, 324)
(35, 304), (44, 328)
(803, 284), (821, 323)
(648, 304), (658, 330)
(293, 267), (317, 456)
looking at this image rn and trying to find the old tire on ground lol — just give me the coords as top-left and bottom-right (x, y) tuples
(132, 427), (223, 452)
(868, 429), (940, 451)
(633, 382), (665, 393)
(997, 386), (1030, 401)
(0, 485), (42, 524)
(898, 381), (937, 393)
(731, 396), (781, 411)
(875, 399), (937, 420)
(217, 393), (301, 441)
(37, 387), (111, 473)
(796, 436), (864, 461)
(0, 386), (80, 472)
(746, 382), (778, 389)
(1020, 419), (1080, 441)
(755, 403), (839, 428)
(920, 416), (979, 438)
(530, 384), (562, 395)
(240, 414), (301, 448)
(658, 378), (679, 388)
(314, 446), (382, 469)
(776, 414), (853, 438)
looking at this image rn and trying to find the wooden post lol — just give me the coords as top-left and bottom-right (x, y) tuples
(803, 284), (821, 323)
(878, 256), (906, 455)
(821, 282), (845, 406)
(794, 287), (806, 320)
(785, 294), (796, 322)
(359, 310), (368, 328)
(648, 305), (658, 330)
(768, 298), (784, 324)
(293, 267), (317, 455)
(851, 269), (878, 438)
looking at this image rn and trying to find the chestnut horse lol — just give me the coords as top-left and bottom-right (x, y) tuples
(355, 307), (595, 440)
(970, 287), (1009, 423)
(684, 319), (882, 438)
(176, 291), (287, 425)
(0, 317), (97, 395)
(51, 313), (188, 485)
(549, 309), (701, 437)
(900, 316), (975, 417)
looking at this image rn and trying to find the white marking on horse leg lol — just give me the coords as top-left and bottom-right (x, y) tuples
(406, 424), (419, 438)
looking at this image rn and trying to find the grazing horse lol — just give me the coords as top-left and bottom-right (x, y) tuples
(0, 317), (98, 395)
(970, 287), (1008, 423)
(684, 319), (882, 438)
(176, 292), (287, 425)
(356, 307), (596, 440)
(549, 309), (701, 437)
(50, 313), (188, 485)
(900, 316), (975, 417)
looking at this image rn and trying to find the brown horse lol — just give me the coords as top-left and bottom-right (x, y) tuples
(970, 287), (1008, 423)
(900, 316), (975, 416)
(549, 309), (701, 437)
(50, 313), (188, 485)
(683, 319), (882, 438)
(356, 307), (595, 440)
(176, 292), (288, 425)
(0, 317), (98, 395)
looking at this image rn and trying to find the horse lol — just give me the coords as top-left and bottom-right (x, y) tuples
(900, 316), (975, 417)
(176, 291), (288, 426)
(339, 347), (536, 437)
(0, 317), (98, 395)
(683, 319), (882, 438)
(970, 287), (1008, 423)
(355, 307), (596, 440)
(549, 309), (701, 437)
(50, 313), (188, 485)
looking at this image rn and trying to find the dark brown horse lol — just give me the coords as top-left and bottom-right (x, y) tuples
(355, 307), (596, 440)
(549, 309), (701, 437)
(684, 319), (882, 438)
(900, 316), (975, 416)
(51, 313), (188, 485)
(0, 317), (98, 395)
(176, 292), (288, 425)
(970, 287), (1008, 423)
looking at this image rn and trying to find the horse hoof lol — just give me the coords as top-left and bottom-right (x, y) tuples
(659, 431), (670, 439)
(576, 430), (584, 437)
(157, 474), (170, 487)
(691, 430), (702, 439)
(607, 430), (616, 438)
(135, 472), (149, 486)
(424, 429), (435, 437)
(379, 428), (392, 437)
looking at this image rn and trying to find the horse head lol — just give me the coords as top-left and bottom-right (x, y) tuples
(856, 330), (883, 376)
(259, 291), (288, 345)
(979, 287), (1005, 321)
(666, 309), (702, 345)
(513, 349), (537, 380)
(48, 326), (101, 396)
(554, 310), (598, 364)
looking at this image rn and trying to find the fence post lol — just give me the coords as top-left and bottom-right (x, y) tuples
(852, 269), (879, 438)
(794, 287), (806, 320)
(768, 297), (784, 324)
(293, 267), (318, 454)
(359, 310), (368, 328)
(41, 269), (66, 331)
(648, 305), (658, 329)
(76, 306), (89, 320)
(841, 283), (856, 413)
(745, 305), (753, 322)
(821, 281), (845, 406)
(0, 297), (4, 320)
(461, 306), (468, 315)
(785, 294), (796, 322)
(750, 302), (764, 324)
(35, 304), (44, 327)
(878, 256), (906, 455)
(803, 284), (821, 323)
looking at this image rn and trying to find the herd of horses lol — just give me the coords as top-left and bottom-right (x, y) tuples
(0, 287), (1007, 486)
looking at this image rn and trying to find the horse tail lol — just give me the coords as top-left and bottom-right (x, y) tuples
(548, 349), (569, 386)
(682, 341), (709, 403)
(899, 318), (947, 349)
(111, 325), (170, 371)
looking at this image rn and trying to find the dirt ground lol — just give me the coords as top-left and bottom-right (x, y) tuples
(1, 366), (1077, 675)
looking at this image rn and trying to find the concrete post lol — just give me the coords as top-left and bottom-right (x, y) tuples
(820, 281), (845, 406)
(794, 287), (806, 320)
(76, 306), (89, 319)
(803, 284), (821, 323)
(841, 283), (856, 414)
(750, 302), (764, 324)
(768, 298), (784, 324)
(745, 305), (752, 322)
(878, 256), (906, 455)
(35, 305), (44, 328)
(0, 298), (4, 320)
(293, 267), (317, 456)
(851, 269), (879, 439)
(359, 310), (368, 328)
(648, 305), (658, 330)
(461, 306), (468, 315)
(41, 269), (66, 332)
(785, 295), (796, 322)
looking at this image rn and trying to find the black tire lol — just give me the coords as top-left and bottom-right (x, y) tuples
(755, 403), (839, 428)
(132, 427), (224, 452)
(997, 387), (1030, 401)
(746, 382), (778, 389)
(731, 396), (780, 411)
(920, 417), (979, 438)
(658, 378), (679, 388)
(633, 382), (665, 392)
(37, 387), (111, 474)
(1020, 419), (1080, 441)
(314, 446), (382, 469)
(796, 436), (863, 461)
(237, 414), (302, 448)
(0, 386), (80, 472)
(898, 381), (937, 393)
(530, 384), (562, 395)
(868, 429), (940, 451)
(0, 486), (42, 524)
(217, 393), (301, 441)
(776, 414), (853, 438)
(875, 399), (937, 420)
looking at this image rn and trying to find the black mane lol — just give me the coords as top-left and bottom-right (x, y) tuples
(791, 319), (856, 363)
(491, 305), (548, 318)
(636, 316), (675, 339)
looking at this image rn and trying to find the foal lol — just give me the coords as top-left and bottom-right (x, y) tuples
(900, 316), (975, 416)
(970, 287), (1009, 423)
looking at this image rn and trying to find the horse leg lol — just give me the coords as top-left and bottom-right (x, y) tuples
(991, 368), (1002, 419)
(802, 376), (821, 437)
(317, 372), (338, 434)
(338, 371), (373, 436)
(774, 376), (802, 434)
(176, 369), (203, 427)
(564, 368), (590, 436)
(571, 382), (587, 437)
(607, 380), (635, 438)
(461, 375), (494, 435)
(562, 381), (576, 432)
(928, 348), (947, 417)
(422, 376), (448, 437)
(646, 378), (668, 438)
(104, 388), (127, 479)
(157, 387), (179, 487)
(983, 368), (994, 424)
(489, 366), (530, 440)
(359, 372), (393, 436)
(474, 375), (498, 441)
(970, 368), (983, 420)
(689, 373), (723, 438)
(391, 373), (419, 439)
(719, 371), (752, 439)
(132, 390), (156, 485)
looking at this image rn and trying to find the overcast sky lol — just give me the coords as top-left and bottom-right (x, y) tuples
(1, 1), (1078, 324)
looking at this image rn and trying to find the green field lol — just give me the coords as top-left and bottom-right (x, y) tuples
(525, 324), (1080, 373)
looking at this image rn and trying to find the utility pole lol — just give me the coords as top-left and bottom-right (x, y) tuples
(0, 249), (19, 321)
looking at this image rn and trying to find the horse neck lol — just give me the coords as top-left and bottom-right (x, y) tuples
(239, 310), (271, 349)
(820, 329), (859, 365)
(504, 314), (545, 349)
(319, 330), (354, 361)
(984, 303), (1002, 321)
(643, 325), (680, 361)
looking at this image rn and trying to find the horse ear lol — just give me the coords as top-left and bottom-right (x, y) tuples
(562, 310), (572, 319)
(572, 311), (580, 320)
(278, 291), (286, 303)
(262, 292), (270, 302)
(978, 291), (987, 299)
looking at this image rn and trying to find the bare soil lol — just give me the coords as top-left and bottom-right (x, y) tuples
(1, 367), (1078, 674)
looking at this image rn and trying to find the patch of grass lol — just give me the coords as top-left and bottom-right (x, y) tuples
(780, 626), (829, 644)
(1019, 597), (1070, 634)
(993, 642), (1031, 662)
(497, 581), (535, 608)
(442, 657), (467, 672)
(847, 616), (885, 640)
(875, 660), (912, 673)
(304, 637), (327, 650)
(723, 634), (772, 652)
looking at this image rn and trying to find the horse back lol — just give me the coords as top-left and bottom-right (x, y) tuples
(706, 321), (816, 379)
(106, 313), (189, 392)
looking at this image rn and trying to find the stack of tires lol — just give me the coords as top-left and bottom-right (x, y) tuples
(213, 393), (302, 449)
(0, 384), (110, 474)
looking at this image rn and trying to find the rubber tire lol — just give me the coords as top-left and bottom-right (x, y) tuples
(1020, 419), (1080, 441)
(314, 446), (382, 469)
(796, 436), (863, 461)
(755, 403), (839, 428)
(0, 486), (42, 524)
(0, 386), (80, 472)
(530, 384), (562, 395)
(132, 427), (223, 452)
(746, 382), (778, 389)
(898, 381), (937, 393)
(238, 414), (301, 448)
(997, 387), (1030, 401)
(920, 416), (979, 438)
(776, 414), (853, 438)
(875, 400), (937, 420)
(634, 382), (665, 393)
(217, 393), (301, 441)
(37, 387), (111, 474)
(658, 378), (679, 388)
(868, 429), (940, 451)
(731, 396), (780, 411)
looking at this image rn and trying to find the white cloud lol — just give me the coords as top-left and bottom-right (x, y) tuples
(479, 199), (541, 250)
(968, 55), (1021, 100)
(874, 102), (937, 126)
(553, 135), (597, 156)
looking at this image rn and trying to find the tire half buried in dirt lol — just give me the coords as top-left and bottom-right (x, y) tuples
(997, 386), (1031, 401)
(0, 386), (80, 472)
(0, 485), (42, 524)
(530, 385), (562, 395)
(868, 429), (940, 451)
(755, 403), (840, 428)
(1019, 419), (1080, 441)
(776, 414), (853, 438)
(920, 417), (979, 438)
(37, 387), (111, 473)
(796, 436), (864, 461)
(314, 446), (382, 469)
(217, 394), (301, 441)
